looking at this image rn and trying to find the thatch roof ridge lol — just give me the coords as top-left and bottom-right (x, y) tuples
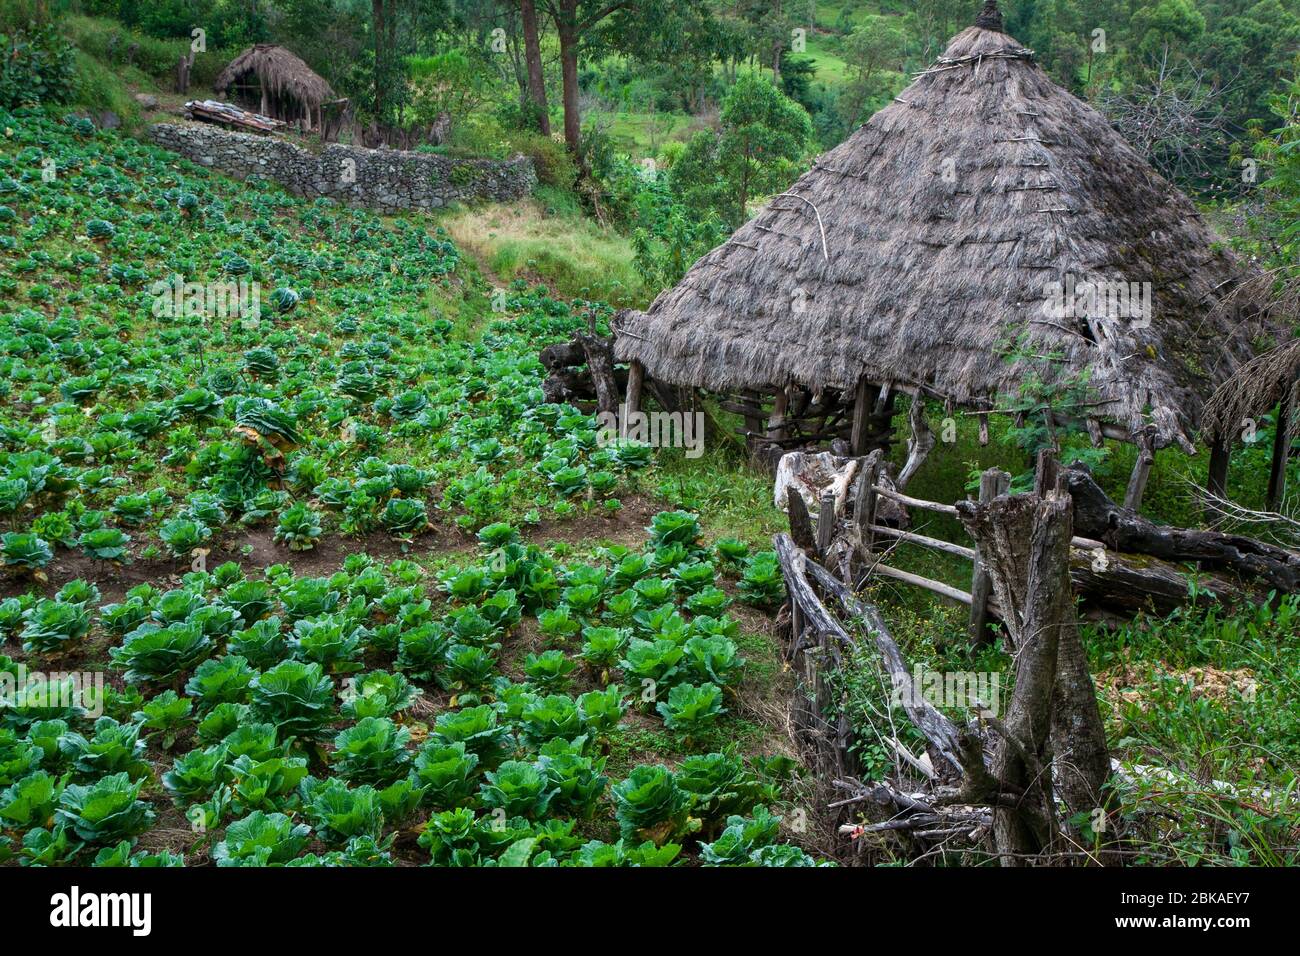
(614, 21), (1275, 450)
(214, 44), (337, 111)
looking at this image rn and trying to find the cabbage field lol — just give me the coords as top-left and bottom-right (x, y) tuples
(0, 108), (819, 867)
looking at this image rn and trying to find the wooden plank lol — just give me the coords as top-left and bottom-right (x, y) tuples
(870, 562), (974, 605)
(858, 452), (881, 552)
(719, 400), (767, 417)
(816, 492), (836, 558)
(786, 486), (815, 553)
(185, 99), (286, 133)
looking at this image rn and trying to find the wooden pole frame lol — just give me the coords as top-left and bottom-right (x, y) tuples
(767, 386), (790, 441)
(1267, 382), (1297, 511)
(1123, 429), (1156, 512)
(850, 376), (871, 455)
(623, 359), (644, 421)
(968, 468), (1010, 645)
(1207, 439), (1231, 519)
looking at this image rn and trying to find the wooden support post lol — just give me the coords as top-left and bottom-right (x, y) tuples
(176, 51), (195, 94)
(1267, 384), (1296, 511)
(968, 468), (1009, 646)
(859, 453), (881, 554)
(873, 382), (893, 417)
(1034, 448), (1059, 497)
(850, 376), (871, 455)
(1207, 439), (1231, 515)
(740, 389), (765, 442)
(624, 360), (644, 418)
(1123, 430), (1156, 512)
(786, 486), (815, 553)
(767, 386), (789, 440)
(816, 492), (836, 559)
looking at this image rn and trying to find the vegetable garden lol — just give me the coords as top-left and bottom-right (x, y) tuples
(0, 107), (822, 867)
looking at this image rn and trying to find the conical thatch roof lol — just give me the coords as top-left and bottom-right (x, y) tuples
(614, 4), (1274, 451)
(214, 45), (336, 114)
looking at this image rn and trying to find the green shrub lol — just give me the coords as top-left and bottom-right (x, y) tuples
(0, 22), (76, 110)
(507, 132), (578, 188)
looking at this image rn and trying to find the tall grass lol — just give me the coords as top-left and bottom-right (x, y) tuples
(439, 193), (653, 309)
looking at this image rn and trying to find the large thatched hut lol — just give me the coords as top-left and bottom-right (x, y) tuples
(214, 45), (339, 132)
(614, 1), (1276, 501)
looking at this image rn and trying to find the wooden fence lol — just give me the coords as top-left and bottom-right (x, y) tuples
(796, 450), (1296, 641)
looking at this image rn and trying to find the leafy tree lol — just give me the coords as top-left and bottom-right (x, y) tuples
(841, 14), (909, 126)
(540, 0), (699, 164)
(1132, 0), (1206, 59)
(407, 49), (493, 140)
(671, 74), (812, 227)
(0, 21), (75, 110)
(1236, 65), (1300, 311)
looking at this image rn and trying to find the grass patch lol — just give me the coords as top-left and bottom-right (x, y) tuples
(801, 35), (853, 83)
(586, 109), (697, 160)
(438, 197), (652, 308)
(653, 445), (785, 551)
(70, 50), (142, 129)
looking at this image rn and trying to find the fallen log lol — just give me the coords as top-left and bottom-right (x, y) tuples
(1068, 546), (1255, 614)
(1065, 463), (1300, 592)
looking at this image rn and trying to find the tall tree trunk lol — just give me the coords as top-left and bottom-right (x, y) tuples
(770, 0), (783, 81)
(959, 493), (1068, 862)
(371, 0), (386, 122)
(557, 0), (582, 164)
(521, 0), (551, 135)
(958, 473), (1112, 849)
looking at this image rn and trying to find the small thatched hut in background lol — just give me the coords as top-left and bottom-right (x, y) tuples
(214, 45), (340, 132)
(614, 1), (1279, 507)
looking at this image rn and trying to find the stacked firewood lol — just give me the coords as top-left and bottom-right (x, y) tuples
(184, 100), (286, 134)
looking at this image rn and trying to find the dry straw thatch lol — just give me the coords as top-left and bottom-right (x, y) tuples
(614, 2), (1276, 452)
(1201, 337), (1300, 443)
(214, 45), (337, 122)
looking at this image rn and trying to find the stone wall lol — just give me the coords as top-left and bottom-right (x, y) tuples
(148, 123), (536, 212)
